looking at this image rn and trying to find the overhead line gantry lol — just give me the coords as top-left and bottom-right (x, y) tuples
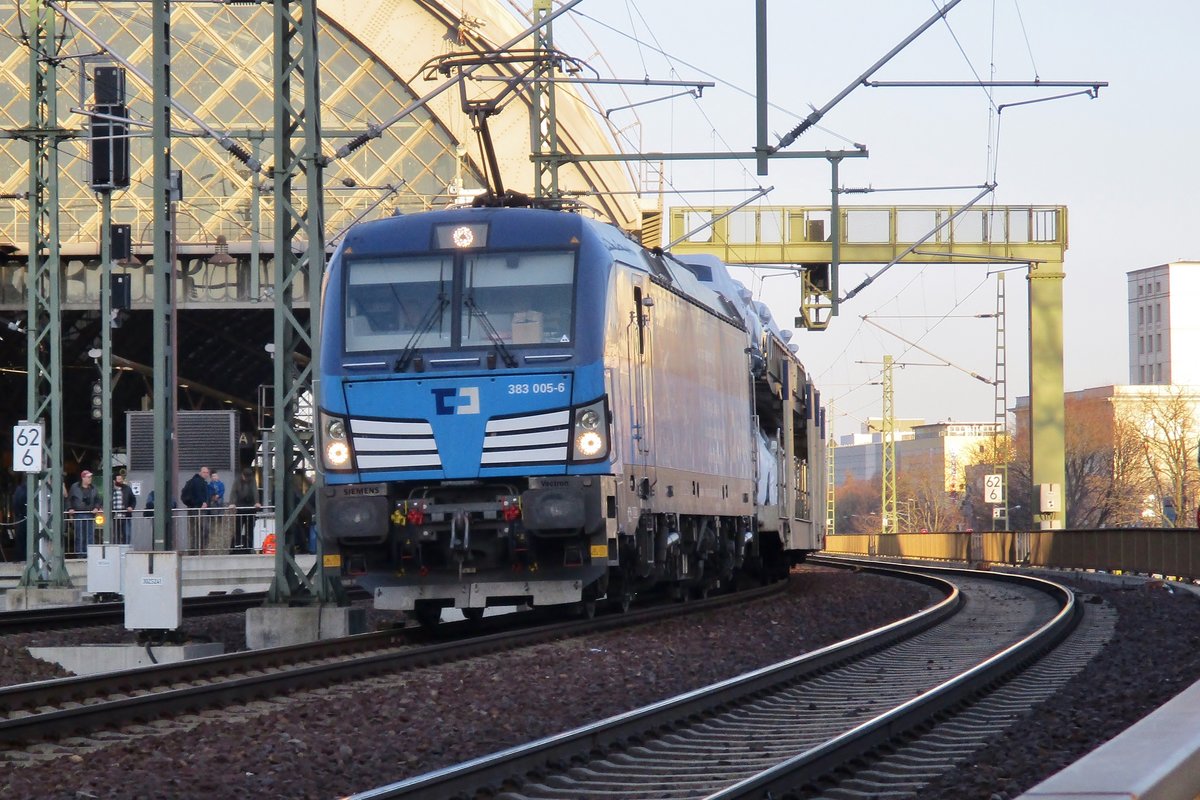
(665, 203), (1069, 529)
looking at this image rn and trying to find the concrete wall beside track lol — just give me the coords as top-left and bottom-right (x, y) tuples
(0, 553), (317, 598)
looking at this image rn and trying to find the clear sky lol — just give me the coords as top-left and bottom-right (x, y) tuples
(526, 1), (1200, 435)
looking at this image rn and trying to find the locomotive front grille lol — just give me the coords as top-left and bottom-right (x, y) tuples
(350, 418), (442, 471)
(482, 409), (570, 465)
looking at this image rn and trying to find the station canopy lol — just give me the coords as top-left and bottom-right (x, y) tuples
(0, 0), (640, 455)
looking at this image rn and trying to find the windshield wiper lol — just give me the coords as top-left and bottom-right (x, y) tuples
(465, 295), (518, 368)
(396, 293), (448, 372)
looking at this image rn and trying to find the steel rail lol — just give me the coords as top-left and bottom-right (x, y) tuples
(705, 557), (1080, 798)
(0, 579), (785, 745)
(348, 567), (959, 799)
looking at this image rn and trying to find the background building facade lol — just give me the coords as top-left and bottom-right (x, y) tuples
(1128, 260), (1200, 385)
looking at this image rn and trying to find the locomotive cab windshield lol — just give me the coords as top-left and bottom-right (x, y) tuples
(344, 249), (576, 359)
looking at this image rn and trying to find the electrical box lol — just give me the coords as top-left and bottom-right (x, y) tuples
(123, 551), (182, 631)
(87, 543), (130, 596)
(1037, 483), (1062, 514)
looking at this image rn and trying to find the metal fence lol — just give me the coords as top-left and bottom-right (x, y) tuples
(823, 528), (1200, 582)
(65, 506), (274, 557)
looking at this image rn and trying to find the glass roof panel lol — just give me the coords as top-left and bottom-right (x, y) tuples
(0, 2), (481, 260)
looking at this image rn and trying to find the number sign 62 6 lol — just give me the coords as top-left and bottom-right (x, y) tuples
(14, 423), (44, 473)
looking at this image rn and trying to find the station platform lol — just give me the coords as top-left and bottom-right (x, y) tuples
(0, 552), (316, 599)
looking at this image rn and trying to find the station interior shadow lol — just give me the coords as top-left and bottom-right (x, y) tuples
(0, 307), (291, 473)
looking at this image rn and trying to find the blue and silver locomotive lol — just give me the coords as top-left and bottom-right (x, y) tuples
(317, 206), (824, 622)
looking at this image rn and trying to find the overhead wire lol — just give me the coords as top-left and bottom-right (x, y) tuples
(567, 6), (863, 148)
(551, 2), (1015, 427)
(622, 0), (650, 78)
(826, 268), (995, 422)
(600, 0), (815, 302)
(539, 0), (779, 251)
(931, 0), (998, 114)
(986, 0), (999, 183)
(620, 0), (763, 197)
(1011, 0), (1040, 79)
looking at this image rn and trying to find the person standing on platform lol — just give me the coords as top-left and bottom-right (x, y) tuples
(207, 471), (226, 509)
(207, 470), (231, 552)
(111, 471), (136, 544)
(8, 477), (27, 562)
(67, 470), (101, 556)
(231, 468), (260, 553)
(180, 466), (210, 553)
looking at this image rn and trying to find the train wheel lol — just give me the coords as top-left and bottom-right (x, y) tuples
(576, 599), (597, 619)
(462, 608), (485, 622)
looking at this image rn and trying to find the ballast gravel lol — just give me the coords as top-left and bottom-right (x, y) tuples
(0, 565), (1197, 800)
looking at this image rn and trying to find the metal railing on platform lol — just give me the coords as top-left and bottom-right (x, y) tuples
(64, 506), (277, 558)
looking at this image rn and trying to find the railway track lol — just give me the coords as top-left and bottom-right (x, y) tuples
(0, 579), (784, 750)
(348, 559), (1081, 799)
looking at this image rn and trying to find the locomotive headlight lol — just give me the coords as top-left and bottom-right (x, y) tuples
(320, 410), (354, 471)
(326, 441), (351, 467)
(570, 399), (609, 461)
(576, 431), (604, 457)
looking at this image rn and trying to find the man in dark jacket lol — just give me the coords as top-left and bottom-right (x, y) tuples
(231, 468), (261, 552)
(8, 478), (27, 561)
(67, 470), (101, 555)
(111, 471), (136, 544)
(181, 467), (210, 510)
(180, 466), (210, 552)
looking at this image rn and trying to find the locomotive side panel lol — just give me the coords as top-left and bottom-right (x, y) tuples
(641, 283), (755, 518)
(601, 265), (654, 538)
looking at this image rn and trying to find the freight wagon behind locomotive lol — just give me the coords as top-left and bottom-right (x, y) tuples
(316, 206), (824, 623)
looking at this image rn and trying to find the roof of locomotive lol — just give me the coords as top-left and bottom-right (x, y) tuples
(334, 206), (774, 333)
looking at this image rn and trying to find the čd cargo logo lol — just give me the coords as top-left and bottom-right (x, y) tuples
(432, 386), (480, 415)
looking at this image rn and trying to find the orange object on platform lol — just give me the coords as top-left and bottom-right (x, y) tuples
(261, 533), (276, 554)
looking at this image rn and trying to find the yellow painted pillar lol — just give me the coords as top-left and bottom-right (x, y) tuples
(1028, 260), (1066, 526)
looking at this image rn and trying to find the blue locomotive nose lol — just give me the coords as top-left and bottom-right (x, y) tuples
(343, 373), (574, 480)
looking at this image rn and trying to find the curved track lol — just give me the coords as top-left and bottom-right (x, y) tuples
(348, 560), (1077, 799)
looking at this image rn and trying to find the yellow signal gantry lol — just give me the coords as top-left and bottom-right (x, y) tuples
(664, 203), (1069, 528)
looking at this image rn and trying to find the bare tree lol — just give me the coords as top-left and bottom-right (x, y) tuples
(834, 473), (881, 533)
(1061, 393), (1142, 528)
(1105, 410), (1156, 526)
(1127, 387), (1200, 527)
(897, 454), (967, 532)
